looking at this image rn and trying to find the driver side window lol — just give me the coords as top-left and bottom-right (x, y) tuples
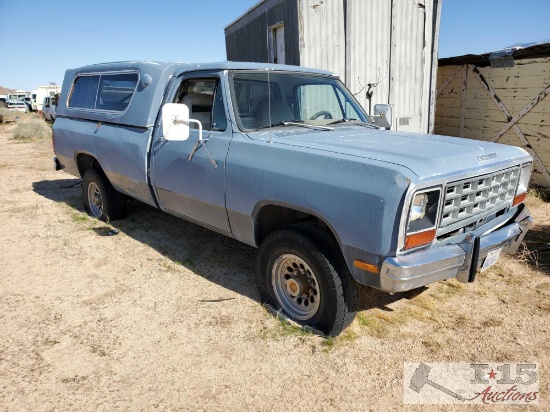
(174, 77), (226, 132)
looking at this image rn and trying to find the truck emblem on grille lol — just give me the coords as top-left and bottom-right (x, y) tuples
(477, 153), (497, 162)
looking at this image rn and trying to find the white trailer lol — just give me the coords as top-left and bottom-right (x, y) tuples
(32, 85), (62, 112)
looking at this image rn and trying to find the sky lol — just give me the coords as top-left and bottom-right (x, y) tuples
(0, 0), (549, 91)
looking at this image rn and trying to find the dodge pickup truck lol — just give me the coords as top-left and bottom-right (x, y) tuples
(52, 61), (534, 336)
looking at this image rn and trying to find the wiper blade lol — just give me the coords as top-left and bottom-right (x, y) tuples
(254, 120), (334, 132)
(284, 121), (334, 131)
(253, 121), (293, 132)
(328, 118), (378, 129)
(328, 118), (357, 124)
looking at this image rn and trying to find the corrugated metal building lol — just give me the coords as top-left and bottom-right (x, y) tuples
(435, 43), (550, 187)
(225, 0), (442, 134)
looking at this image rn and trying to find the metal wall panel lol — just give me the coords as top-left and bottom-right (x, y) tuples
(388, 0), (427, 132)
(298, 0), (346, 78)
(311, 0), (440, 132)
(345, 0), (392, 113)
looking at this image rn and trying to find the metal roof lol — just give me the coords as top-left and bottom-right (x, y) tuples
(439, 42), (550, 67)
(224, 0), (284, 32)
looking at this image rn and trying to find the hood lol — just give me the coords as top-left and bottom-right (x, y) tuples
(251, 126), (530, 180)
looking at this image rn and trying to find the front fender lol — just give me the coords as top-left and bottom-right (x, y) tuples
(225, 134), (412, 284)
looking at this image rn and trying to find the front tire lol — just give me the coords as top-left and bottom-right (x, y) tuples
(257, 226), (357, 336)
(82, 168), (126, 221)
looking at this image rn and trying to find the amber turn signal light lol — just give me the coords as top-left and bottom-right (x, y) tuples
(354, 260), (379, 274)
(513, 192), (527, 206)
(405, 229), (436, 250)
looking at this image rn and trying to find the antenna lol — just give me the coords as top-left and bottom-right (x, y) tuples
(357, 68), (384, 115)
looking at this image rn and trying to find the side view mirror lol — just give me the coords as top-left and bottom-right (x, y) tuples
(373, 104), (393, 129)
(161, 103), (202, 141)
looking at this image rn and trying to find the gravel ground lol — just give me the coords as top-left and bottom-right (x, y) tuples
(0, 119), (548, 411)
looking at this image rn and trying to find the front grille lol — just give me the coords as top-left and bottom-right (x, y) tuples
(440, 167), (519, 228)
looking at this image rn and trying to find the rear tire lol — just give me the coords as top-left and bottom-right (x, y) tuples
(257, 225), (357, 336)
(82, 167), (126, 221)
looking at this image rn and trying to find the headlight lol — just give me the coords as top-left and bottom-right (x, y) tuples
(513, 163), (532, 206)
(405, 189), (441, 250)
(410, 193), (427, 222)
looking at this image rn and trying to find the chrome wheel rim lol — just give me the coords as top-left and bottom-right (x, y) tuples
(272, 254), (320, 320)
(87, 182), (103, 217)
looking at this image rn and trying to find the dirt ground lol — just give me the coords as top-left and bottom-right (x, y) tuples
(0, 119), (549, 411)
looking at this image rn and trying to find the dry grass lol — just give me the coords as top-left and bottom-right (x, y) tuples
(480, 318), (503, 328)
(538, 301), (550, 312)
(357, 312), (391, 338)
(529, 185), (550, 202)
(13, 117), (51, 140)
(0, 107), (13, 123)
(1, 109), (44, 123)
(356, 292), (447, 339)
(260, 311), (314, 339)
(431, 279), (466, 297)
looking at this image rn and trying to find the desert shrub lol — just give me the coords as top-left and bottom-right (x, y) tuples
(26, 112), (42, 120)
(13, 118), (51, 139)
(0, 108), (38, 124)
(0, 107), (12, 123)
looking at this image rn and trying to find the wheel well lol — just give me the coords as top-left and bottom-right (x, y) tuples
(255, 205), (339, 247)
(76, 153), (101, 177)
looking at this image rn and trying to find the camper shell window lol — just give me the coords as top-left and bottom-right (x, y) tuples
(69, 72), (139, 112)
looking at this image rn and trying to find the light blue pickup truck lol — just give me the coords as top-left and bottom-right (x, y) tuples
(53, 61), (533, 335)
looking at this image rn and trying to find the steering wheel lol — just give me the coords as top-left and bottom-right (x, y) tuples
(309, 111), (333, 120)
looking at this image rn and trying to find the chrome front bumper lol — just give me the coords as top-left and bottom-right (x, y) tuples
(380, 206), (534, 292)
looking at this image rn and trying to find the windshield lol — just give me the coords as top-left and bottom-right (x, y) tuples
(229, 71), (369, 131)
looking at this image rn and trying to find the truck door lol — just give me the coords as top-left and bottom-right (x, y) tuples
(150, 72), (232, 235)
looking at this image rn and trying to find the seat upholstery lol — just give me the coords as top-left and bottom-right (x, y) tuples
(255, 98), (293, 128)
(181, 93), (213, 130)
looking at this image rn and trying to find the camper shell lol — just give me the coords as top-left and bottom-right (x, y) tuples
(57, 61), (332, 128)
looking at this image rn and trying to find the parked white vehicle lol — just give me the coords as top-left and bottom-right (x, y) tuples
(7, 102), (28, 113)
(8, 92), (30, 101)
(42, 96), (57, 122)
(18, 97), (33, 111)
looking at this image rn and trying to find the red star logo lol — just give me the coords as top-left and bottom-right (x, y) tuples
(488, 369), (497, 379)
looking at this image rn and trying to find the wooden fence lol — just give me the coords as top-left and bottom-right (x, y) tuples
(435, 44), (550, 188)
